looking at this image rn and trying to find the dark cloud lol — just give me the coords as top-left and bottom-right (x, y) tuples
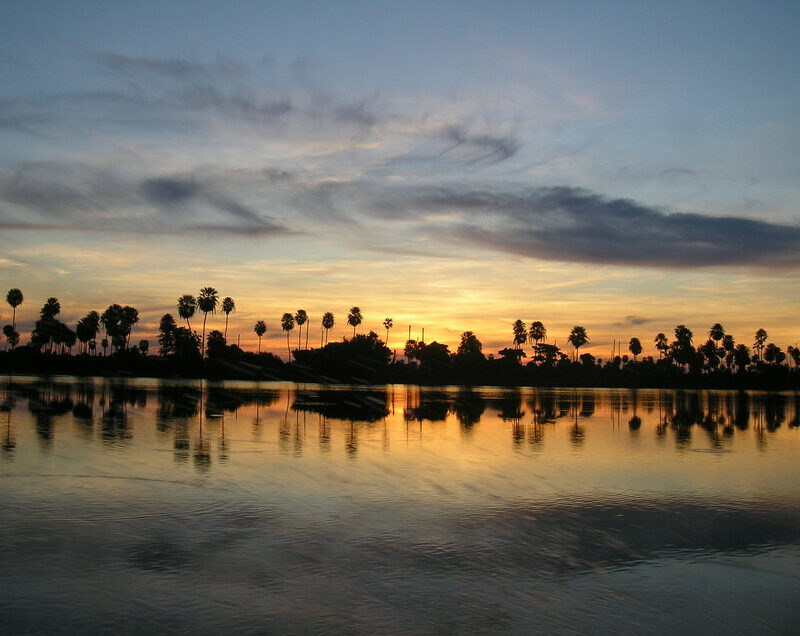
(613, 316), (654, 328)
(141, 178), (200, 204)
(439, 124), (521, 164)
(0, 163), (289, 237)
(368, 185), (800, 269)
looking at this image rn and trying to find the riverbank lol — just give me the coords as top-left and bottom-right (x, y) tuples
(1, 348), (798, 390)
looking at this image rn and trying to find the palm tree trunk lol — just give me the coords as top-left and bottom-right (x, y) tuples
(320, 326), (323, 348)
(201, 313), (208, 357)
(224, 315), (229, 341)
(286, 332), (291, 358)
(258, 336), (261, 353)
(305, 325), (309, 350)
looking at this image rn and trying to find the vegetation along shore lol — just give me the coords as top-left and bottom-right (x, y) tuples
(1, 287), (798, 389)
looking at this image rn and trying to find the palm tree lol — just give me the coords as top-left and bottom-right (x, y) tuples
(529, 321), (546, 349)
(121, 305), (139, 349)
(628, 337), (642, 361)
(100, 304), (122, 353)
(281, 312), (295, 357)
(347, 306), (362, 338)
(654, 332), (669, 358)
(197, 287), (219, 357)
(294, 310), (308, 350)
(753, 328), (768, 361)
(6, 289), (23, 330)
(709, 323), (725, 350)
(321, 312), (335, 346)
(221, 297), (235, 340)
(177, 294), (196, 330)
(567, 326), (589, 361)
(41, 297), (60, 320)
(512, 320), (527, 349)
(253, 320), (266, 353)
(383, 317), (394, 347)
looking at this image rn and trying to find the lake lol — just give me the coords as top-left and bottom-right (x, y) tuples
(1, 376), (798, 634)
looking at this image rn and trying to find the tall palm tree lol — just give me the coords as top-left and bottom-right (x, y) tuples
(41, 297), (60, 320)
(197, 287), (219, 357)
(753, 328), (768, 361)
(628, 337), (642, 361)
(567, 326), (589, 361)
(294, 309), (308, 350)
(654, 333), (669, 358)
(281, 312), (295, 357)
(512, 320), (527, 349)
(529, 321), (546, 349)
(6, 289), (23, 330)
(177, 294), (196, 330)
(383, 317), (393, 347)
(221, 297), (235, 340)
(253, 320), (266, 353)
(347, 306), (362, 338)
(709, 323), (725, 350)
(321, 312), (335, 346)
(121, 305), (139, 349)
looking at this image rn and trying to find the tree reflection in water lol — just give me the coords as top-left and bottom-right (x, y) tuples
(0, 379), (797, 467)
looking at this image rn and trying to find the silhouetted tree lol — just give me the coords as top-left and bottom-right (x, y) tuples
(699, 339), (720, 370)
(733, 344), (751, 372)
(280, 313), (294, 356)
(709, 323), (725, 349)
(670, 325), (694, 368)
(3, 325), (17, 351)
(177, 294), (196, 330)
(347, 306), (363, 337)
(253, 320), (267, 353)
(294, 309), (308, 350)
(628, 337), (642, 361)
(754, 328), (768, 361)
(321, 312), (335, 346)
(654, 332), (669, 358)
(221, 297), (235, 340)
(197, 287), (219, 357)
(6, 289), (23, 330)
(456, 331), (483, 359)
(206, 330), (226, 358)
(383, 317), (393, 347)
(512, 319), (527, 349)
(529, 321), (546, 350)
(173, 327), (201, 362)
(76, 311), (100, 353)
(120, 305), (139, 349)
(138, 340), (149, 356)
(41, 297), (60, 320)
(158, 314), (178, 356)
(568, 326), (589, 361)
(764, 343), (784, 365)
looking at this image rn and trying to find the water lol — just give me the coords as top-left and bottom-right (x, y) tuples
(1, 377), (798, 634)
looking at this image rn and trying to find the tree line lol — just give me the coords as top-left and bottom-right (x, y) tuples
(2, 287), (798, 388)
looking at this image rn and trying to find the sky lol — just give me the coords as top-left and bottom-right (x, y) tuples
(1, 0), (798, 357)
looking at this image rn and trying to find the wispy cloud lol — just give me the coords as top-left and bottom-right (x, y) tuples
(316, 183), (800, 270)
(0, 162), (290, 237)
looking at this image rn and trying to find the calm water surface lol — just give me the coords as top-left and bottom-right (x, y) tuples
(1, 376), (798, 634)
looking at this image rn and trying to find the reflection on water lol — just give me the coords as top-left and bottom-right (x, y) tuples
(0, 377), (798, 633)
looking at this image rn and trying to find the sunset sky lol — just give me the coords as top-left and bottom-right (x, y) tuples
(1, 1), (798, 357)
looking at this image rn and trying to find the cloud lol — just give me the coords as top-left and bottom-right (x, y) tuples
(438, 124), (521, 164)
(98, 53), (245, 79)
(613, 315), (654, 328)
(0, 163), (290, 237)
(359, 185), (800, 269)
